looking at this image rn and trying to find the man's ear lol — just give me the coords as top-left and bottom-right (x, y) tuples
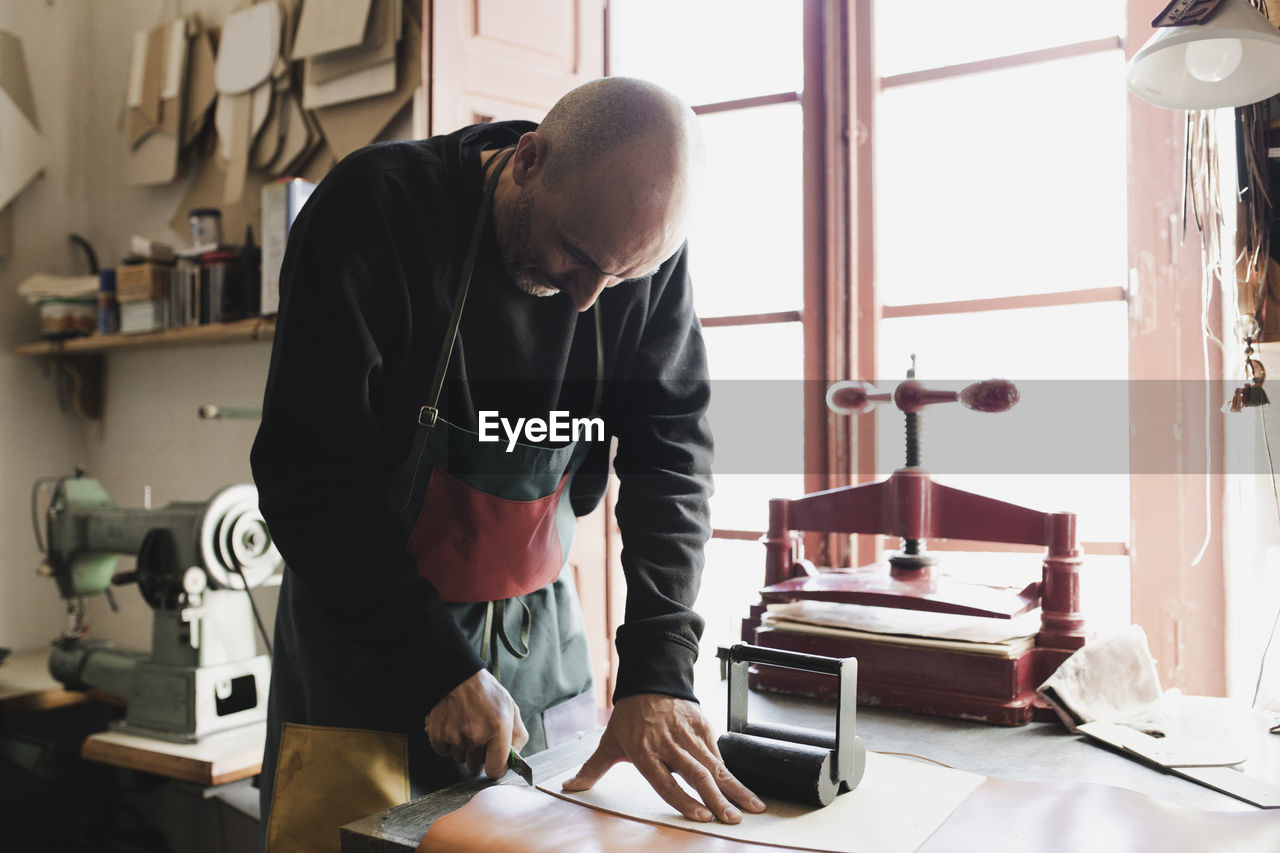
(510, 132), (545, 187)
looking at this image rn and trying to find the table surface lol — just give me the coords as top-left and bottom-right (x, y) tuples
(81, 722), (266, 786)
(1, 648), (264, 785)
(0, 649), (86, 714)
(340, 687), (1280, 853)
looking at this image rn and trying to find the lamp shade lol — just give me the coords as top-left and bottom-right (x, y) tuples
(1126, 0), (1280, 109)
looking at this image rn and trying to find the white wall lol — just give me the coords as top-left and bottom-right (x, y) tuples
(1, 0), (412, 656)
(1, 0), (100, 653)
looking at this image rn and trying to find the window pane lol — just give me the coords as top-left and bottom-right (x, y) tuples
(704, 323), (804, 531)
(879, 301), (1129, 381)
(688, 103), (804, 318)
(695, 538), (772, 693)
(703, 321), (804, 379)
(709, 474), (806, 532)
(876, 302), (1130, 542)
(609, 0), (804, 105)
(875, 51), (1127, 304)
(874, 0), (1123, 77)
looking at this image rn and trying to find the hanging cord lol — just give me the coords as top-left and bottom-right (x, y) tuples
(1185, 110), (1222, 566)
(226, 562), (272, 658)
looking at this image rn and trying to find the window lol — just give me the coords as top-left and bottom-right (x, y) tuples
(609, 0), (810, 690)
(871, 2), (1131, 559)
(609, 0), (1224, 697)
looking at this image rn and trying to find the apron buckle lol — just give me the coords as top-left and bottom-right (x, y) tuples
(418, 406), (439, 427)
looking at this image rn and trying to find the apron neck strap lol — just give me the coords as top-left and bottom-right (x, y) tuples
(418, 145), (517, 429)
(591, 302), (604, 418)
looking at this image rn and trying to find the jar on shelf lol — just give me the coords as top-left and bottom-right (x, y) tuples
(200, 250), (254, 324)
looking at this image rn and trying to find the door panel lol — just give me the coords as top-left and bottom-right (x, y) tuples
(431, 0), (605, 132)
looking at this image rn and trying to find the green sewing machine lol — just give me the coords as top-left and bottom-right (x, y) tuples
(33, 469), (280, 743)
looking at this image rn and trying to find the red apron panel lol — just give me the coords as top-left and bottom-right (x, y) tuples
(408, 468), (570, 602)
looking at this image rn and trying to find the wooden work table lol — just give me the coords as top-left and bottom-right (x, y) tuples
(80, 722), (265, 786)
(0, 649), (86, 716)
(340, 688), (1278, 853)
(0, 648), (264, 786)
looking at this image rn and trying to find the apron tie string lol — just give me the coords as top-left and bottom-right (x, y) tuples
(480, 598), (532, 681)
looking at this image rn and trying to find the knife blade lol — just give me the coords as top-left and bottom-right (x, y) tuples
(507, 748), (533, 785)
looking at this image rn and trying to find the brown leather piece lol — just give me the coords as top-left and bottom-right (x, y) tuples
(408, 469), (569, 602)
(267, 723), (409, 853)
(419, 774), (1280, 853)
(919, 777), (1280, 853)
(417, 785), (801, 853)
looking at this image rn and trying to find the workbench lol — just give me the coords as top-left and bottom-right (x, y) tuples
(0, 648), (264, 785)
(340, 689), (1277, 852)
(0, 648), (263, 851)
(0, 648), (87, 715)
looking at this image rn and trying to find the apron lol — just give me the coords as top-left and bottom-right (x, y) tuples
(262, 147), (598, 853)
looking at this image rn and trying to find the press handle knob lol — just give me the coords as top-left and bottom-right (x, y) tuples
(958, 378), (1019, 412)
(826, 378), (1019, 415)
(825, 381), (889, 415)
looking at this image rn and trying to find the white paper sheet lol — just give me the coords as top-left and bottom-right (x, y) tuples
(765, 600), (1042, 644)
(540, 752), (985, 853)
(0, 85), (46, 208)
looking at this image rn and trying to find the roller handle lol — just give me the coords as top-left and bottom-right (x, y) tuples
(717, 642), (843, 676)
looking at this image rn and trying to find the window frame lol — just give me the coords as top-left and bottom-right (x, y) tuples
(602, 0), (1227, 697)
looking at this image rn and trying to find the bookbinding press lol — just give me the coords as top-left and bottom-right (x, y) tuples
(741, 375), (1091, 725)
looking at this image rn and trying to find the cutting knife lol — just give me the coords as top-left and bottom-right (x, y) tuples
(508, 748), (533, 785)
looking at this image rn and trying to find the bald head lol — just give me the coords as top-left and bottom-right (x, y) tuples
(537, 76), (703, 183)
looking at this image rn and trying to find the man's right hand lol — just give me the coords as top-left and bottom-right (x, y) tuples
(425, 669), (529, 778)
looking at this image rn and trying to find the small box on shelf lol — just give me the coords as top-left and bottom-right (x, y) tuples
(116, 262), (173, 303)
(119, 299), (169, 335)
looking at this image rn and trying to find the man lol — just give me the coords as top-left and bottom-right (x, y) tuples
(251, 76), (764, 851)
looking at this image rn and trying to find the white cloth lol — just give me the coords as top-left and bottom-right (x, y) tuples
(1037, 624), (1173, 734)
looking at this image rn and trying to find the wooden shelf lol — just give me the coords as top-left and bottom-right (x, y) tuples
(82, 721), (265, 786)
(12, 316), (276, 357)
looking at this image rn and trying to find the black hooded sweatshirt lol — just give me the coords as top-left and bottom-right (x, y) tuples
(251, 120), (714, 720)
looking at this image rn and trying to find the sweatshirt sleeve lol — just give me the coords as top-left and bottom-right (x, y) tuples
(250, 161), (485, 714)
(609, 244), (714, 703)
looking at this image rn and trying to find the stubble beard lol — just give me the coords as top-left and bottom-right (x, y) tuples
(499, 189), (557, 298)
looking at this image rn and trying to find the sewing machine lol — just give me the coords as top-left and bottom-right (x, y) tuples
(33, 469), (280, 742)
(741, 375), (1090, 725)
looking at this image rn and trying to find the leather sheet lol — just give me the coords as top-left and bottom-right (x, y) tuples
(418, 762), (1280, 853)
(921, 775), (1280, 852)
(537, 752), (982, 852)
(417, 784), (785, 852)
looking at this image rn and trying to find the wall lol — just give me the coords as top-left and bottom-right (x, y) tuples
(1, 0), (98, 654)
(0, 0), (411, 657)
(1225, 345), (1280, 710)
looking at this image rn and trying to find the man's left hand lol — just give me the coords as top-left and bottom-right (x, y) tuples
(560, 694), (765, 824)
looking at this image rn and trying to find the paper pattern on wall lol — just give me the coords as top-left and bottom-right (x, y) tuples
(215, 2), (281, 95)
(291, 0), (374, 59)
(310, 6), (419, 160)
(123, 17), (189, 186)
(0, 80), (46, 210)
(309, 0), (400, 84)
(0, 29), (45, 208)
(539, 752), (985, 853)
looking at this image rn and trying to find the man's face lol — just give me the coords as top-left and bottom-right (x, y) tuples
(496, 146), (688, 312)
